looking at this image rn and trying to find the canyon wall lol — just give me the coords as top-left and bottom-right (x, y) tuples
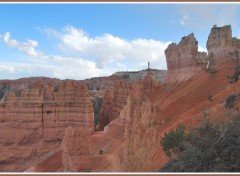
(43, 80), (94, 142)
(61, 126), (92, 172)
(98, 88), (113, 130)
(0, 79), (94, 171)
(60, 73), (168, 172)
(99, 81), (131, 131)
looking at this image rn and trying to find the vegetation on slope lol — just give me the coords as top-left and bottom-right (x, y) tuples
(160, 125), (191, 157)
(159, 115), (240, 172)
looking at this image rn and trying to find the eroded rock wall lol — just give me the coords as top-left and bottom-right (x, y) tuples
(99, 81), (131, 131)
(165, 33), (206, 70)
(122, 73), (168, 171)
(43, 81), (94, 142)
(165, 33), (207, 82)
(165, 25), (240, 83)
(207, 25), (240, 64)
(0, 79), (94, 171)
(61, 126), (92, 172)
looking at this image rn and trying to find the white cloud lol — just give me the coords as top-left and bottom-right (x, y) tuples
(44, 25), (171, 70)
(178, 4), (238, 29)
(42, 55), (108, 79)
(198, 46), (207, 53)
(2, 32), (42, 57)
(1, 26), (171, 80)
(0, 32), (112, 80)
(0, 57), (111, 80)
(0, 65), (15, 73)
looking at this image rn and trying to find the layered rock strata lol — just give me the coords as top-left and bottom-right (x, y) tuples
(61, 126), (92, 172)
(165, 25), (240, 83)
(165, 33), (207, 70)
(98, 88), (113, 130)
(43, 81), (94, 142)
(0, 80), (94, 171)
(165, 33), (207, 82)
(99, 81), (131, 131)
(207, 25), (240, 64)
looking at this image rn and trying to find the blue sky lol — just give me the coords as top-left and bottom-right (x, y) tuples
(0, 3), (240, 80)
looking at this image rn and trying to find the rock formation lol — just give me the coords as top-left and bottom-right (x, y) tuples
(165, 33), (207, 70)
(165, 33), (207, 82)
(3, 24), (240, 172)
(61, 126), (92, 172)
(38, 24), (240, 172)
(207, 25), (240, 64)
(43, 81), (94, 142)
(98, 88), (113, 130)
(0, 79), (94, 171)
(99, 81), (131, 131)
(91, 96), (102, 130)
(164, 25), (240, 82)
(122, 73), (168, 171)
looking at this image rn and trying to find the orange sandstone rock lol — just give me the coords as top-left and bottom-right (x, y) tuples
(61, 126), (92, 172)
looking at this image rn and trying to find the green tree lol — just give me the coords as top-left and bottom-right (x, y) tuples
(160, 125), (190, 157)
(159, 116), (240, 172)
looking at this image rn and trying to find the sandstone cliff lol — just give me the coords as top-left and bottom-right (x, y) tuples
(165, 33), (207, 70)
(165, 25), (240, 83)
(99, 81), (131, 131)
(207, 25), (240, 64)
(165, 33), (207, 82)
(61, 126), (92, 172)
(0, 79), (94, 171)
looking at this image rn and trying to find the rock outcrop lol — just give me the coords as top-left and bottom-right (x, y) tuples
(99, 81), (131, 131)
(91, 96), (102, 130)
(164, 25), (240, 82)
(61, 126), (92, 172)
(98, 88), (113, 130)
(43, 81), (94, 142)
(0, 88), (43, 146)
(165, 33), (207, 70)
(0, 79), (94, 171)
(165, 33), (207, 82)
(122, 73), (168, 171)
(207, 25), (240, 64)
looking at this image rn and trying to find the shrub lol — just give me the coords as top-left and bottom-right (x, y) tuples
(159, 116), (240, 172)
(227, 72), (240, 84)
(160, 125), (191, 157)
(208, 95), (213, 102)
(224, 94), (240, 109)
(99, 149), (104, 155)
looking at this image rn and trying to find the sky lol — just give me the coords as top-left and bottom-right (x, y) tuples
(0, 3), (240, 80)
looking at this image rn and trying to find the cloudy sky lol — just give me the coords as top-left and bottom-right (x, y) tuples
(0, 3), (240, 80)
